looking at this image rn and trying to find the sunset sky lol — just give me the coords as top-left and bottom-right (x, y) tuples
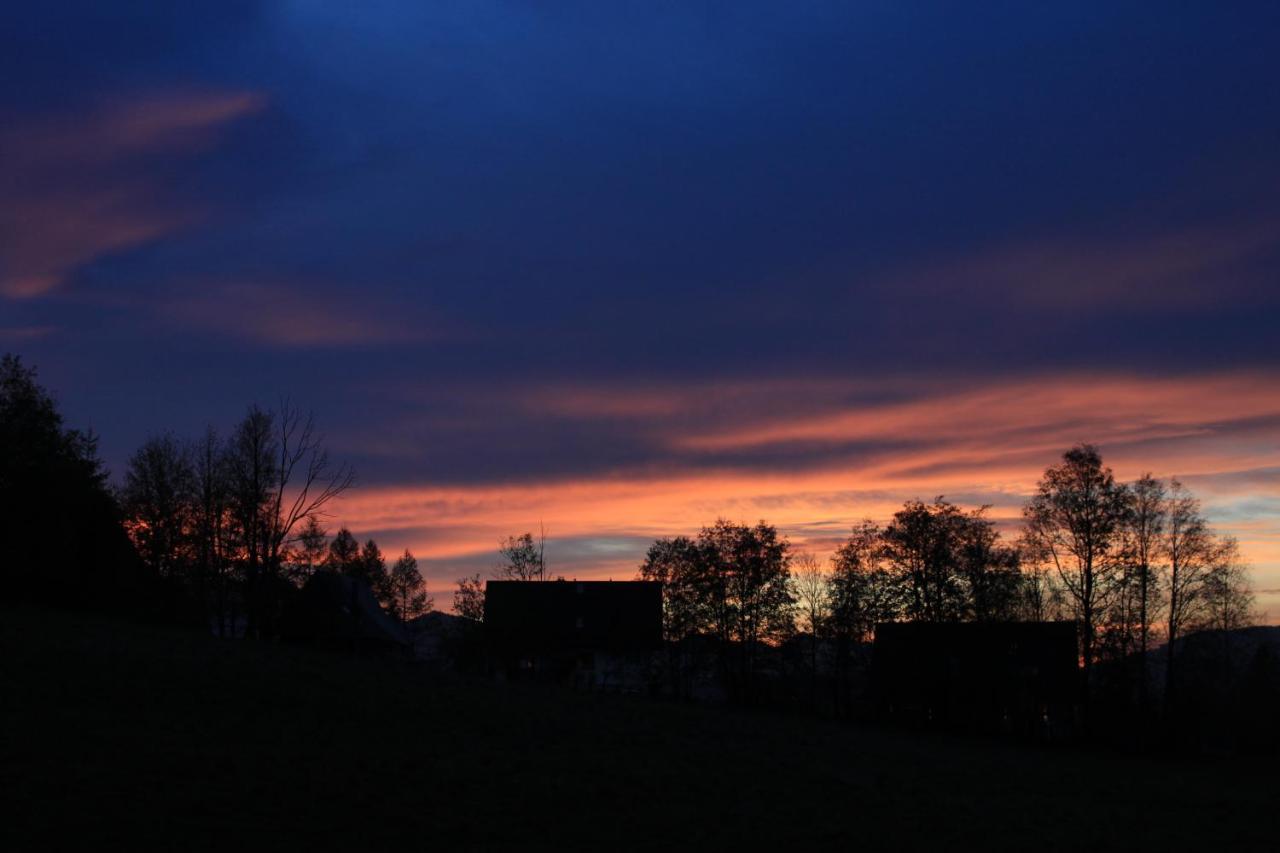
(3, 3), (1278, 618)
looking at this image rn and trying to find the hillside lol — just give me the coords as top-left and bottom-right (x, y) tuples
(3, 605), (1275, 850)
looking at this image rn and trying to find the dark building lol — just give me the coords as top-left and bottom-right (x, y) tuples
(872, 621), (1079, 739)
(484, 580), (663, 690)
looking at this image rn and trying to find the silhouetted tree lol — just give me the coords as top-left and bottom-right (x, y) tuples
(701, 520), (795, 693)
(639, 521), (794, 699)
(1023, 445), (1130, 683)
(192, 427), (234, 635)
(792, 552), (830, 638)
(1, 354), (138, 606)
(326, 527), (361, 574)
(496, 528), (547, 581)
(1120, 474), (1166, 703)
(388, 549), (431, 623)
(120, 434), (196, 582)
(225, 405), (277, 636)
(453, 573), (485, 621)
(295, 514), (328, 580)
(880, 498), (1018, 622)
(826, 520), (899, 710)
(709, 520), (794, 647)
(638, 535), (719, 697)
(263, 402), (354, 576)
(639, 535), (716, 642)
(225, 402), (353, 638)
(953, 506), (1021, 621)
(1015, 552), (1067, 622)
(1197, 538), (1254, 635)
(1163, 479), (1230, 713)
(792, 551), (830, 695)
(358, 538), (391, 605)
(881, 499), (966, 621)
(828, 520), (900, 642)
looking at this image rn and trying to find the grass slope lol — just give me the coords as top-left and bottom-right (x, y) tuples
(2, 605), (1274, 850)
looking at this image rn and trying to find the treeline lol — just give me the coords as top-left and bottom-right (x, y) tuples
(0, 352), (1264, 730)
(637, 446), (1257, 718)
(119, 420), (434, 635)
(0, 354), (431, 634)
(3, 355), (141, 610)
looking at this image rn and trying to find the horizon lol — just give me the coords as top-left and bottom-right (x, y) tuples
(3, 3), (1278, 620)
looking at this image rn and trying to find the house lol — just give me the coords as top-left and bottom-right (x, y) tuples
(281, 570), (411, 654)
(484, 579), (663, 690)
(872, 621), (1079, 739)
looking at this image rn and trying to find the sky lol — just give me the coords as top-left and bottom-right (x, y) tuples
(3, 2), (1279, 618)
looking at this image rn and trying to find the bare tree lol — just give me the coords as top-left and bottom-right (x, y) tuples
(227, 402), (353, 638)
(120, 434), (196, 581)
(225, 405), (276, 637)
(496, 527), (547, 581)
(1016, 557), (1067, 622)
(1121, 473), (1166, 711)
(192, 427), (233, 636)
(792, 552), (830, 637)
(264, 400), (354, 575)
(453, 573), (485, 621)
(1023, 445), (1130, 684)
(1197, 537), (1255, 635)
(792, 552), (830, 678)
(1163, 479), (1228, 712)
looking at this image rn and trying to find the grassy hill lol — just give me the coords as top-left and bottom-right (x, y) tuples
(3, 605), (1275, 850)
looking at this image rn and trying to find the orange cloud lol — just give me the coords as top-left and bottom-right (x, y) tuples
(0, 91), (265, 298)
(318, 371), (1280, 620)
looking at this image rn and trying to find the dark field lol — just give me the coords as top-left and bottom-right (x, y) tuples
(3, 606), (1274, 850)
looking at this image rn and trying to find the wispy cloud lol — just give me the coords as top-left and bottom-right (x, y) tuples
(157, 281), (430, 348)
(0, 326), (57, 342)
(877, 220), (1280, 311)
(320, 371), (1280, 619)
(0, 91), (265, 298)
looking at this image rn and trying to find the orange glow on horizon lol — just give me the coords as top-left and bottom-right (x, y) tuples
(313, 372), (1280, 620)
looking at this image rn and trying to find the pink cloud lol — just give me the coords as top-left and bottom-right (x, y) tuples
(158, 282), (429, 348)
(319, 371), (1280, 619)
(0, 91), (265, 299)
